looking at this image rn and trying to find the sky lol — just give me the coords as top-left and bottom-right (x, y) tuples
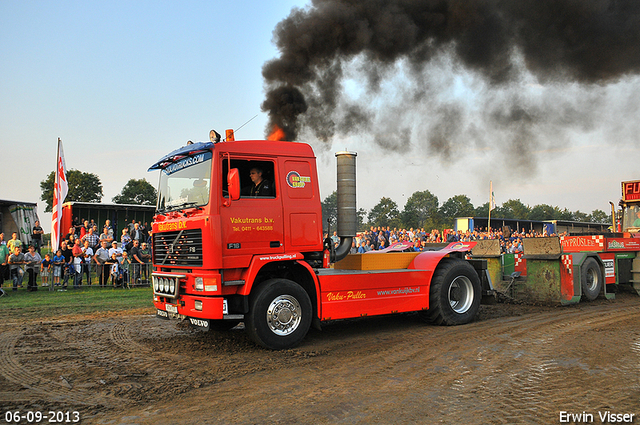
(2, 1), (639, 233)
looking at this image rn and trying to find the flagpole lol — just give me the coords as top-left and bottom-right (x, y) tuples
(488, 180), (494, 234)
(51, 138), (61, 251)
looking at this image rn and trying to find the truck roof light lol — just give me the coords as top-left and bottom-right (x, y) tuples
(225, 129), (235, 141)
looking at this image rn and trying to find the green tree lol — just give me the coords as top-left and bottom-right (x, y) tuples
(474, 202), (491, 217)
(439, 194), (475, 228)
(501, 199), (530, 219)
(589, 209), (609, 223)
(572, 210), (589, 222)
(113, 178), (157, 205)
(401, 190), (440, 229)
(321, 191), (337, 230)
(368, 197), (401, 228)
(528, 204), (557, 220)
(40, 169), (103, 212)
(356, 207), (368, 230)
(321, 191), (367, 231)
(556, 207), (574, 221)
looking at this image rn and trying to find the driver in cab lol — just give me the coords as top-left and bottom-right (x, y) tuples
(241, 167), (274, 197)
(633, 210), (640, 228)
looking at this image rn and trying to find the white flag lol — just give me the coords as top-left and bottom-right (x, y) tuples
(51, 138), (68, 250)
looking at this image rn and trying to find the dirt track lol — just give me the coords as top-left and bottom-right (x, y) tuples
(1, 292), (639, 425)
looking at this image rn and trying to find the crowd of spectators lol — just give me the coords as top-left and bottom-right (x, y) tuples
(2, 218), (568, 292)
(0, 218), (153, 292)
(333, 225), (563, 255)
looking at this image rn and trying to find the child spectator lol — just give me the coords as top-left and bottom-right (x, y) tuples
(119, 251), (131, 288)
(109, 253), (122, 287)
(41, 254), (51, 286)
(52, 249), (64, 287)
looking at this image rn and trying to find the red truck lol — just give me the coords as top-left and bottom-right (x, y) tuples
(148, 132), (493, 349)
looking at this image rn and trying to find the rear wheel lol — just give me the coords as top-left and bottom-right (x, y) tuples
(420, 258), (481, 325)
(246, 279), (312, 350)
(581, 257), (603, 301)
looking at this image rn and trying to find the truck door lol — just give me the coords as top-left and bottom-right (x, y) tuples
(220, 157), (284, 267)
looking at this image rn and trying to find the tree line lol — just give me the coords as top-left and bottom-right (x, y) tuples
(321, 190), (610, 232)
(39, 170), (610, 231)
(40, 170), (157, 212)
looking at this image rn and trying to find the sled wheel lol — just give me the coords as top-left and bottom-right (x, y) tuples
(581, 257), (603, 301)
(421, 258), (481, 325)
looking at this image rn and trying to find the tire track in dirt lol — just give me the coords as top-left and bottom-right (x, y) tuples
(393, 304), (637, 423)
(0, 329), (120, 407)
(149, 308), (586, 423)
(5, 296), (640, 425)
(439, 304), (640, 424)
(190, 303), (640, 424)
(329, 312), (582, 423)
(109, 322), (152, 355)
(126, 302), (639, 424)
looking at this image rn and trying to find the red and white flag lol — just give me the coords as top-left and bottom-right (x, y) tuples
(51, 138), (68, 250)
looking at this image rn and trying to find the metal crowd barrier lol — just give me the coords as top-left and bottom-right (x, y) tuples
(35, 263), (155, 290)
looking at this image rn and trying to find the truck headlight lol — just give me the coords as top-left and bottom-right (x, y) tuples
(195, 277), (204, 291)
(194, 300), (203, 311)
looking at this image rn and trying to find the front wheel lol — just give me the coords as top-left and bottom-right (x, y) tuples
(420, 258), (481, 325)
(246, 279), (312, 350)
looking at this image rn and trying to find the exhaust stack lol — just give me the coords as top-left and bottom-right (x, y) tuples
(333, 151), (357, 262)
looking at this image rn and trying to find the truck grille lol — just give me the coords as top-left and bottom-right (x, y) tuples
(153, 229), (203, 267)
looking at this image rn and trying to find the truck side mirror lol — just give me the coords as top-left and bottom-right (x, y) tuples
(228, 168), (240, 201)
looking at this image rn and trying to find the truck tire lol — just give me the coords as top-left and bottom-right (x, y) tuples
(421, 258), (481, 326)
(246, 279), (312, 350)
(581, 257), (603, 301)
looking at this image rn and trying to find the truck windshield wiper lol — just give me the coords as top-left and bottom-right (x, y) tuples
(177, 201), (198, 210)
(162, 201), (198, 212)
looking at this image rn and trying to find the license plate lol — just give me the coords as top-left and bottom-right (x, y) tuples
(223, 299), (228, 315)
(166, 304), (178, 314)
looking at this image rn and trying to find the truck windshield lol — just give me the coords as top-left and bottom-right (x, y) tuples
(157, 152), (212, 212)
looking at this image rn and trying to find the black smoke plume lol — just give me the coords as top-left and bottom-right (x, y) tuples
(262, 0), (640, 159)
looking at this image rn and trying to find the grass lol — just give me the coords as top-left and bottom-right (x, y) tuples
(0, 285), (155, 321)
